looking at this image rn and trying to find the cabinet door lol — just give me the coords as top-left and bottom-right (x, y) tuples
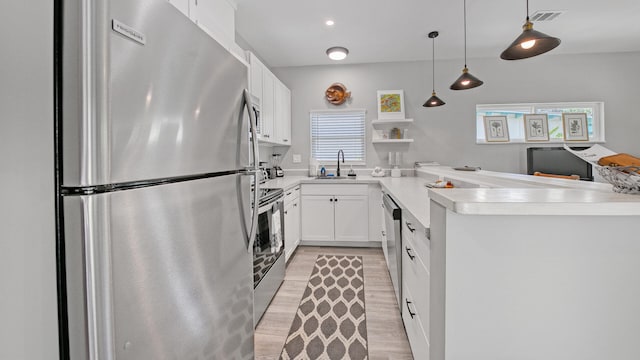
(248, 53), (263, 101)
(168, 0), (190, 17)
(284, 201), (295, 262)
(292, 197), (300, 247)
(275, 82), (291, 145)
(189, 0), (235, 49)
(334, 195), (369, 242)
(261, 70), (275, 141)
(301, 195), (334, 241)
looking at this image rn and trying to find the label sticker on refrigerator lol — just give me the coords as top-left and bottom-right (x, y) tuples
(112, 19), (146, 45)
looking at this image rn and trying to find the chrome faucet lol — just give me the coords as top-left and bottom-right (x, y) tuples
(337, 150), (345, 177)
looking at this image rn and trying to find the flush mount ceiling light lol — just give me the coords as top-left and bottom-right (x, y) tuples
(326, 46), (349, 61)
(500, 0), (561, 60)
(325, 20), (335, 26)
(450, 0), (483, 90)
(423, 31), (445, 108)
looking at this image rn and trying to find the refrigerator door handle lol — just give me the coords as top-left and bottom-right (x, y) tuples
(243, 89), (260, 251)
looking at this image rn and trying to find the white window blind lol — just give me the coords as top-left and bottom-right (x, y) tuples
(310, 109), (366, 163)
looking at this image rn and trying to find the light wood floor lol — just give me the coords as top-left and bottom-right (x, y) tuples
(254, 246), (413, 360)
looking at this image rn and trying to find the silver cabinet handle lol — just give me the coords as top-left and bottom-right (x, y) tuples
(286, 191), (292, 196)
(381, 230), (386, 236)
(283, 139), (289, 142)
(425, 228), (431, 240)
(294, 203), (298, 207)
(284, 210), (288, 215)
(405, 246), (415, 261)
(405, 299), (416, 319)
(405, 221), (415, 233)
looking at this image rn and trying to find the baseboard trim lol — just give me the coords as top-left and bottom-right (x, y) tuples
(300, 240), (382, 248)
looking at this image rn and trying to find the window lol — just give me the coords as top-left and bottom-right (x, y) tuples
(310, 109), (366, 164)
(476, 102), (605, 143)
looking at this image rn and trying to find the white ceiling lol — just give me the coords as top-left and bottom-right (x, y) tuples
(235, 0), (640, 68)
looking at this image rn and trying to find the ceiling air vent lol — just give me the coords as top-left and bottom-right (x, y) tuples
(529, 10), (565, 22)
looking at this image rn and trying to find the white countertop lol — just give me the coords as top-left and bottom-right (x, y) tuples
(264, 175), (433, 228)
(263, 167), (640, 226)
(428, 188), (640, 216)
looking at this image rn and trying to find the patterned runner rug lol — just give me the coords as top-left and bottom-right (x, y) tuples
(280, 255), (368, 360)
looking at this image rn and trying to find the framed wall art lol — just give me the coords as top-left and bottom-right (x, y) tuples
(483, 115), (510, 142)
(377, 90), (405, 120)
(524, 114), (549, 141)
(562, 113), (589, 141)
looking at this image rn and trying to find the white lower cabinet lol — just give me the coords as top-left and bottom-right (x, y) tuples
(401, 210), (431, 359)
(283, 186), (300, 262)
(301, 184), (369, 243)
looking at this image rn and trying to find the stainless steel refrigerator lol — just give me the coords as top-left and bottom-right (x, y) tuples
(57, 1), (259, 359)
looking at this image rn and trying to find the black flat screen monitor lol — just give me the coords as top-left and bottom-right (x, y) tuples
(527, 147), (593, 181)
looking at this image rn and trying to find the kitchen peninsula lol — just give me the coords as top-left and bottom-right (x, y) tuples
(266, 167), (640, 360)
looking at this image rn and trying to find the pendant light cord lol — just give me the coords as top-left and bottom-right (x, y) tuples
(463, 0), (467, 68)
(432, 37), (435, 92)
(526, 0), (530, 21)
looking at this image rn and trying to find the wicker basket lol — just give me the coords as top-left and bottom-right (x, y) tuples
(596, 166), (640, 194)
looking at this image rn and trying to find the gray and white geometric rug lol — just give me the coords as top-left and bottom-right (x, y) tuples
(280, 255), (368, 360)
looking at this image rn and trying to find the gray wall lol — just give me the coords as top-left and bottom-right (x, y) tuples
(0, 2), (59, 359)
(273, 51), (640, 173)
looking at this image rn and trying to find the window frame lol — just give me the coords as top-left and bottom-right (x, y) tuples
(476, 101), (605, 144)
(309, 109), (367, 165)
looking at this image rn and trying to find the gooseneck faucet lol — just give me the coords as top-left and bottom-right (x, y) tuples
(337, 149), (345, 177)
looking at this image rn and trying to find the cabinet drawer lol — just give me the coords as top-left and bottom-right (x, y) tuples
(301, 184), (367, 196)
(402, 286), (430, 360)
(284, 186), (300, 205)
(402, 238), (430, 341)
(403, 211), (430, 271)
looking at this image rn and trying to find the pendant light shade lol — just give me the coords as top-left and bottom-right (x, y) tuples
(500, 0), (560, 60)
(450, 67), (484, 90)
(450, 0), (483, 90)
(500, 20), (561, 60)
(423, 31), (445, 108)
(424, 92), (446, 107)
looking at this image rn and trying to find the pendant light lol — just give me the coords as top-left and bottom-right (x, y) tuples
(500, 0), (561, 60)
(450, 0), (483, 90)
(423, 31), (445, 107)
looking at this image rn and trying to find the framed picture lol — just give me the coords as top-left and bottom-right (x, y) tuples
(524, 114), (549, 141)
(483, 116), (510, 142)
(377, 90), (405, 120)
(562, 113), (589, 141)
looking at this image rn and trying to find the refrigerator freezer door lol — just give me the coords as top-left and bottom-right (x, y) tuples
(64, 175), (254, 359)
(62, 0), (249, 187)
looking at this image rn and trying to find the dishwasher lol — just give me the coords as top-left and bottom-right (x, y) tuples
(382, 192), (402, 309)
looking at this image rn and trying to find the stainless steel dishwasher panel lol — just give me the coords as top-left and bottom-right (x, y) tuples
(382, 193), (402, 310)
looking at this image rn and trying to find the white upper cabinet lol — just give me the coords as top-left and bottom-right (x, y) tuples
(168, 0), (190, 17)
(189, 0), (235, 48)
(167, 0), (247, 62)
(247, 51), (292, 146)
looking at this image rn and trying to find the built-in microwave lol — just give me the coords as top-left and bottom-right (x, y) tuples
(250, 94), (261, 137)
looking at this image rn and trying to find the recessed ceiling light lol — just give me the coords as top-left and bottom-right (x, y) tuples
(325, 20), (335, 26)
(326, 46), (349, 61)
